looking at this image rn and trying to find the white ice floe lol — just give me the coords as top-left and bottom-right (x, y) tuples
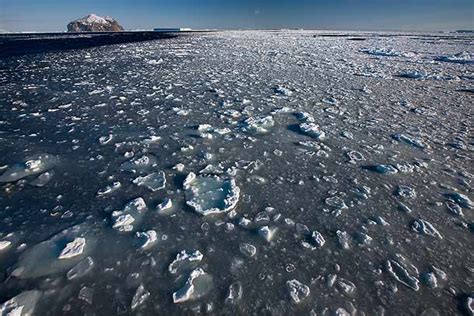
(183, 172), (240, 216)
(361, 48), (415, 58)
(299, 123), (325, 140)
(156, 198), (173, 213)
(121, 155), (158, 174)
(96, 182), (121, 196)
(0, 240), (12, 252)
(58, 237), (86, 260)
(168, 250), (204, 274)
(386, 255), (420, 291)
(0, 154), (58, 183)
(136, 230), (158, 250)
(412, 219), (442, 239)
(286, 279), (310, 303)
(0, 290), (42, 316)
(241, 116), (275, 134)
(392, 133), (428, 149)
(111, 197), (147, 232)
(258, 226), (277, 242)
(12, 224), (95, 278)
(172, 268), (212, 303)
(436, 52), (473, 64)
(239, 243), (257, 257)
(131, 284), (150, 310)
(133, 171), (166, 191)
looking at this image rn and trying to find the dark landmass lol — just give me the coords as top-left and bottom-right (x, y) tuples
(67, 14), (124, 32)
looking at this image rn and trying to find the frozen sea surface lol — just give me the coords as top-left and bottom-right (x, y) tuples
(0, 30), (473, 315)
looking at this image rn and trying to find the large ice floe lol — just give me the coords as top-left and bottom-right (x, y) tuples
(183, 172), (240, 215)
(12, 224), (97, 278)
(0, 154), (58, 183)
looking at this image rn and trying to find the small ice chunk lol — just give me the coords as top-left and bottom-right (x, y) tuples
(226, 282), (243, 304)
(133, 171), (166, 192)
(386, 255), (420, 291)
(399, 70), (428, 80)
(58, 237), (86, 260)
(172, 268), (212, 303)
(239, 243), (256, 257)
(286, 279), (310, 303)
(336, 278), (356, 296)
(156, 198), (173, 213)
(111, 197), (147, 232)
(97, 182), (121, 196)
(242, 116), (275, 134)
(136, 230), (158, 250)
(336, 230), (351, 250)
(258, 226), (277, 242)
(98, 134), (113, 145)
(121, 155), (158, 174)
(299, 123), (325, 140)
(274, 85), (293, 96)
(168, 250), (204, 274)
(396, 185), (417, 199)
(361, 48), (414, 58)
(392, 133), (428, 149)
(311, 231), (326, 248)
(412, 219), (442, 239)
(131, 284), (150, 310)
(445, 193), (473, 209)
(374, 164), (398, 174)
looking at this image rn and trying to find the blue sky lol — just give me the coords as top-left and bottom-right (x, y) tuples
(0, 0), (473, 32)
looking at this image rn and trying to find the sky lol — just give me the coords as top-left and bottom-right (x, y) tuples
(0, 0), (473, 32)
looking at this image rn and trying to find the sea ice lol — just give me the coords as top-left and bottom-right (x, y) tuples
(436, 52), (473, 64)
(183, 172), (240, 216)
(111, 197), (147, 232)
(287, 279), (310, 303)
(131, 284), (150, 310)
(386, 256), (420, 291)
(133, 171), (166, 191)
(172, 268), (212, 303)
(299, 123), (325, 140)
(67, 256), (94, 280)
(361, 48), (415, 58)
(0, 154), (58, 183)
(258, 226), (277, 242)
(136, 230), (158, 250)
(412, 219), (443, 239)
(168, 250), (204, 274)
(241, 116), (275, 134)
(239, 243), (257, 257)
(0, 290), (42, 316)
(156, 198), (173, 213)
(58, 237), (86, 260)
(12, 224), (95, 278)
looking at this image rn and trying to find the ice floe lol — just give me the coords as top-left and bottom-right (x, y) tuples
(287, 279), (310, 303)
(0, 154), (58, 183)
(172, 268), (212, 303)
(183, 172), (240, 216)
